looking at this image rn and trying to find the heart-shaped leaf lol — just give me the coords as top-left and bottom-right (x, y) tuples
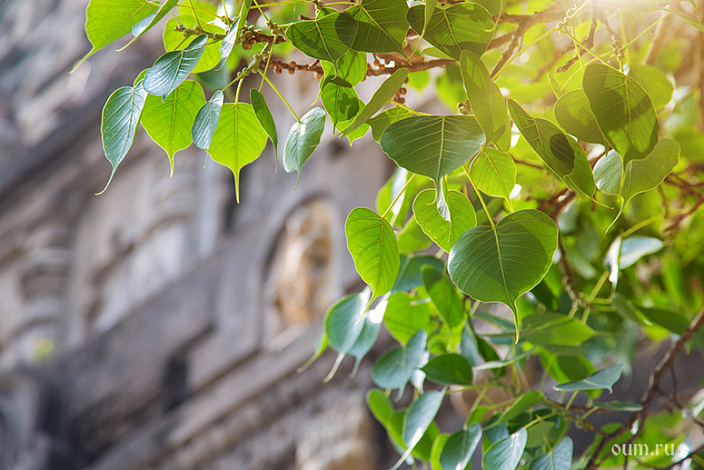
(484, 428), (527, 470)
(460, 50), (510, 150)
(593, 149), (622, 195)
(448, 209), (558, 333)
(141, 80), (206, 173)
(628, 64), (674, 109)
(208, 103), (268, 202)
(121, 0), (178, 51)
(345, 207), (400, 297)
(321, 50), (367, 87)
(440, 424), (482, 470)
(325, 288), (372, 353)
(343, 68), (409, 135)
(413, 189), (477, 252)
(99, 81), (149, 192)
(470, 148), (516, 204)
(554, 364), (623, 393)
(283, 107), (326, 184)
(528, 437), (573, 470)
(554, 89), (605, 145)
(191, 90), (224, 150)
(407, 3), (494, 59)
(321, 81), (360, 129)
(372, 330), (427, 390)
(347, 0), (409, 53)
(583, 63), (659, 165)
(380, 115), (486, 184)
(422, 353), (473, 385)
(144, 34), (208, 97)
(286, 12), (357, 68)
(250, 89), (278, 159)
(74, 0), (158, 70)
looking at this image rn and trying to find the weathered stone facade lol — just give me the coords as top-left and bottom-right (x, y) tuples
(0, 0), (397, 468)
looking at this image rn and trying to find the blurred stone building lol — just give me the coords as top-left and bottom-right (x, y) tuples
(0, 0), (394, 468)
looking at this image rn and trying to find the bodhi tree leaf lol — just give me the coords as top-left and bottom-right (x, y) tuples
(75, 0), (158, 70)
(554, 364), (623, 393)
(460, 50), (510, 150)
(593, 150), (622, 196)
(348, 297), (386, 374)
(141, 80), (206, 174)
(324, 288), (372, 354)
(380, 115), (485, 184)
(554, 89), (606, 145)
(528, 437), (573, 470)
(509, 99), (595, 197)
(286, 12), (358, 69)
(407, 3), (494, 60)
(399, 390), (445, 465)
(622, 138), (680, 205)
(521, 313), (596, 347)
(423, 266), (463, 328)
(413, 189), (477, 252)
(144, 35), (208, 97)
(347, 0), (409, 53)
(583, 63), (659, 164)
(343, 68), (409, 135)
(121, 0), (178, 51)
(372, 330), (427, 390)
(221, 0), (252, 61)
(99, 81), (149, 192)
(283, 107), (326, 184)
(368, 108), (418, 141)
(627, 64), (674, 109)
(448, 209), (558, 337)
(321, 50), (367, 87)
(345, 207), (400, 297)
(421, 353), (473, 385)
(470, 148), (516, 204)
(191, 91), (224, 150)
(208, 103), (268, 202)
(392, 255), (445, 292)
(250, 89), (278, 159)
(440, 423), (482, 470)
(483, 428), (528, 470)
(383, 292), (433, 344)
(163, 15), (223, 74)
(321, 81), (360, 129)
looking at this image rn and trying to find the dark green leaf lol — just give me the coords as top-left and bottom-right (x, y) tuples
(99, 81), (148, 192)
(325, 289), (372, 353)
(208, 103), (268, 202)
(191, 90), (224, 150)
(381, 115), (485, 184)
(348, 297), (386, 374)
(321, 81), (360, 129)
(250, 89), (279, 159)
(347, 0), (409, 53)
(393, 255), (445, 293)
(321, 50), (367, 87)
(343, 68), (409, 135)
(502, 390), (544, 423)
(554, 364), (623, 393)
(407, 3), (494, 60)
(528, 437), (572, 470)
(402, 390), (445, 457)
(286, 12), (358, 68)
(372, 330), (427, 390)
(639, 306), (690, 336)
(283, 107), (326, 184)
(413, 189), (477, 252)
(423, 267), (464, 328)
(583, 63), (659, 164)
(421, 353), (473, 385)
(345, 207), (400, 297)
(439, 423), (482, 470)
(163, 15), (223, 74)
(554, 89), (606, 145)
(144, 35), (208, 97)
(483, 428), (527, 470)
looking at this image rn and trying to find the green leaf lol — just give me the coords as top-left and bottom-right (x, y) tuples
(402, 390), (445, 458)
(521, 313), (596, 347)
(141, 80), (205, 173)
(528, 437), (572, 470)
(413, 189), (477, 252)
(460, 51), (510, 150)
(348, 297), (386, 373)
(439, 423), (482, 470)
(347, 0), (409, 53)
(368, 108), (418, 141)
(421, 353), (473, 385)
(75, 0), (158, 70)
(208, 103), (268, 202)
(345, 207), (401, 297)
(163, 15), (223, 74)
(583, 63), (659, 164)
(321, 81), (360, 129)
(250, 89), (279, 159)
(372, 330), (427, 390)
(191, 91), (224, 150)
(593, 150), (622, 196)
(283, 107), (326, 184)
(622, 138), (680, 205)
(121, 0), (178, 51)
(286, 12), (358, 68)
(380, 115), (485, 184)
(325, 289), (372, 354)
(627, 64), (674, 109)
(501, 390), (544, 423)
(448, 210), (558, 332)
(343, 68), (409, 135)
(639, 306), (690, 336)
(144, 35), (208, 97)
(99, 81), (148, 192)
(596, 401), (643, 412)
(483, 428), (527, 470)
(470, 149), (516, 204)
(221, 0), (252, 60)
(554, 89), (606, 145)
(554, 364), (623, 393)
(383, 292), (432, 344)
(321, 50), (367, 87)
(619, 236), (664, 268)
(423, 267), (464, 328)
(508, 99), (595, 197)
(393, 255), (445, 292)
(407, 3), (494, 60)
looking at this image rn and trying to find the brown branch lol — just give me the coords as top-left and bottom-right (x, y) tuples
(557, 4), (598, 73)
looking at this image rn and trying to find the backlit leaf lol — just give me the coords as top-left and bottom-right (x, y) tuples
(347, 0), (409, 53)
(470, 148), (516, 203)
(343, 68), (409, 135)
(121, 0), (178, 50)
(286, 12), (358, 68)
(554, 89), (606, 145)
(413, 189), (477, 252)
